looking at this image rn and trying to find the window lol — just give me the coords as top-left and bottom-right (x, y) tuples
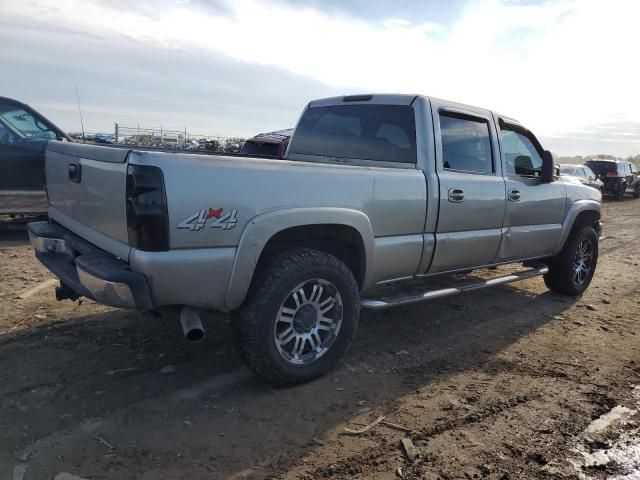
(559, 165), (576, 175)
(439, 114), (493, 173)
(0, 102), (58, 143)
(585, 161), (616, 176)
(500, 130), (543, 177)
(631, 164), (638, 174)
(584, 167), (595, 178)
(0, 121), (19, 145)
(240, 141), (281, 157)
(288, 104), (416, 163)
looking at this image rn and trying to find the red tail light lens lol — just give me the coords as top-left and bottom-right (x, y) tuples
(606, 171), (619, 178)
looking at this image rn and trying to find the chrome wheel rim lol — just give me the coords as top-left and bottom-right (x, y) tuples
(274, 278), (343, 366)
(573, 238), (594, 285)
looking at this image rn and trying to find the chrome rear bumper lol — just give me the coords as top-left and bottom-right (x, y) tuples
(28, 221), (152, 310)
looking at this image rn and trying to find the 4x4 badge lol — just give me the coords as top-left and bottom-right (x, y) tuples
(177, 208), (238, 231)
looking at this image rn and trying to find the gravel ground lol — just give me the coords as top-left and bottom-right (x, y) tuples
(0, 199), (639, 480)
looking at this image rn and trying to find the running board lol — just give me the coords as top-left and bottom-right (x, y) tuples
(360, 265), (549, 310)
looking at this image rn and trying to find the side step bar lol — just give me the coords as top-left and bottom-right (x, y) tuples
(360, 265), (549, 310)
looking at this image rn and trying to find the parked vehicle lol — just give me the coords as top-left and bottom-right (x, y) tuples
(0, 97), (72, 215)
(28, 94), (602, 385)
(584, 159), (640, 200)
(92, 133), (116, 144)
(240, 129), (293, 158)
(559, 164), (604, 192)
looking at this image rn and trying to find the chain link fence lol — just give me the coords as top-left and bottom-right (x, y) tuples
(112, 123), (246, 153)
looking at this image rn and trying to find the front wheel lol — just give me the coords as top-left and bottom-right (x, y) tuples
(544, 225), (598, 296)
(234, 248), (360, 386)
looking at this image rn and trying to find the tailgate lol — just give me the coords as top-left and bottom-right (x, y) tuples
(46, 141), (131, 260)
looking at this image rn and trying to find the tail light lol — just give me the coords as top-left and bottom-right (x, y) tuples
(126, 164), (169, 251)
(606, 171), (620, 178)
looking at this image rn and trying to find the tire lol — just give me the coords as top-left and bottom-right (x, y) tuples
(544, 225), (598, 296)
(233, 248), (360, 386)
(615, 185), (625, 200)
(633, 183), (640, 199)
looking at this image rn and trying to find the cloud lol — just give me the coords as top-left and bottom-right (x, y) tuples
(0, 18), (340, 136)
(1, 0), (639, 155)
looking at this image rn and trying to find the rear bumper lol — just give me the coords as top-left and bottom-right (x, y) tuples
(28, 221), (152, 310)
(601, 178), (625, 195)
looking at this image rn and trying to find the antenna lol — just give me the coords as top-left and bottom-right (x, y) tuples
(75, 84), (85, 142)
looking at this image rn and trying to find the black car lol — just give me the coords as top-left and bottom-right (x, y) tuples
(584, 159), (640, 200)
(240, 128), (293, 158)
(0, 96), (71, 215)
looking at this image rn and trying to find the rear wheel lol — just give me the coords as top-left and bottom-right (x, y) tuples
(614, 184), (625, 200)
(633, 183), (640, 199)
(234, 248), (360, 386)
(544, 225), (598, 296)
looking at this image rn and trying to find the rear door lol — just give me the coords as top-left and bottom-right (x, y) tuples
(494, 120), (566, 261)
(629, 163), (639, 191)
(576, 166), (587, 185)
(624, 162), (636, 191)
(428, 101), (506, 273)
(582, 166), (599, 190)
(46, 141), (131, 259)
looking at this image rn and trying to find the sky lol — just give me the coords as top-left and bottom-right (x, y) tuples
(1, 0), (639, 157)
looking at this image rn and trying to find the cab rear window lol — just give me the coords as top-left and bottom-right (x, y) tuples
(289, 105), (417, 163)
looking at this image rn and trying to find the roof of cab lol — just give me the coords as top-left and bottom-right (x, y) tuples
(309, 94), (418, 108)
(307, 93), (522, 125)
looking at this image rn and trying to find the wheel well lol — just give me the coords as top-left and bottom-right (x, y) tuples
(572, 210), (600, 231)
(255, 224), (366, 287)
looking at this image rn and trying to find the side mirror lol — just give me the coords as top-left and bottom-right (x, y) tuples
(541, 150), (554, 183)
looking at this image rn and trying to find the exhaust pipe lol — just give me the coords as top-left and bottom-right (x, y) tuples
(179, 307), (205, 342)
(55, 282), (80, 302)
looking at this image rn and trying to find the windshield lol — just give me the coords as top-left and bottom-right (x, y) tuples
(0, 103), (58, 141)
(289, 104), (417, 163)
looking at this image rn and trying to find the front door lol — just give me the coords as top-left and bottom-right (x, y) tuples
(0, 99), (61, 213)
(428, 103), (506, 273)
(495, 122), (566, 261)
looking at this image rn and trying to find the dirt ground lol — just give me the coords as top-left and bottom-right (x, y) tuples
(1, 199), (639, 480)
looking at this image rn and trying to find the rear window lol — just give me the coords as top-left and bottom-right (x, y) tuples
(288, 105), (416, 164)
(559, 165), (577, 175)
(585, 161), (618, 174)
(241, 140), (281, 157)
(441, 114), (493, 174)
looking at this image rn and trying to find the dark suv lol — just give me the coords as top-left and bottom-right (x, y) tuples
(584, 159), (640, 200)
(240, 128), (293, 158)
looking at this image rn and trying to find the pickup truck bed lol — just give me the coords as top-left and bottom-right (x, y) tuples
(29, 93), (603, 385)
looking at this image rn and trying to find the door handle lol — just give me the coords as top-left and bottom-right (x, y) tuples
(508, 188), (521, 202)
(448, 188), (465, 203)
(68, 163), (82, 183)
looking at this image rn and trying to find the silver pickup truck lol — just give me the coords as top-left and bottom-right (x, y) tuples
(28, 94), (602, 385)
